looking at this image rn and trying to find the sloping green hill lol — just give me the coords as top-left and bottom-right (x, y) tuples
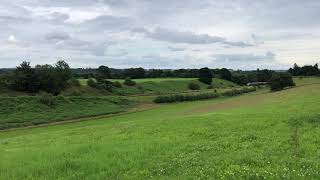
(0, 78), (319, 179)
(0, 96), (132, 130)
(80, 78), (238, 95)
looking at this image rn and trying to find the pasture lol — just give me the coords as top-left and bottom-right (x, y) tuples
(80, 78), (238, 95)
(0, 77), (319, 179)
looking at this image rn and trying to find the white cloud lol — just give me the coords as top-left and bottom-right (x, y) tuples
(0, 0), (319, 69)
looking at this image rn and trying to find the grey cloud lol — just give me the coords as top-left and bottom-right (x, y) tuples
(136, 28), (254, 47)
(45, 31), (71, 41)
(82, 15), (134, 32)
(168, 46), (185, 52)
(54, 38), (111, 56)
(213, 52), (275, 62)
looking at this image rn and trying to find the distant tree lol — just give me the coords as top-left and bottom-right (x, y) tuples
(8, 60), (71, 95)
(257, 69), (273, 82)
(231, 74), (249, 85)
(288, 63), (319, 76)
(219, 68), (232, 81)
(124, 68), (145, 79)
(96, 65), (111, 81)
(198, 67), (212, 85)
(10, 61), (39, 92)
(270, 72), (295, 91)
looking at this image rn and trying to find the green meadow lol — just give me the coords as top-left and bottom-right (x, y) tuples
(80, 78), (238, 95)
(0, 77), (319, 179)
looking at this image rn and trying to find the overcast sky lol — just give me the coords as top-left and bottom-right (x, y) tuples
(0, 0), (319, 69)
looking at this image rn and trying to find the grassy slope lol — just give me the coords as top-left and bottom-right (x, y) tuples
(0, 96), (132, 130)
(1, 78), (320, 179)
(80, 78), (238, 95)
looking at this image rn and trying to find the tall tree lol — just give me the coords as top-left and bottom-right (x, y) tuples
(219, 68), (232, 81)
(199, 67), (213, 85)
(96, 65), (111, 81)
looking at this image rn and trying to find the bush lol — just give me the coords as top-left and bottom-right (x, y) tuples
(87, 78), (97, 88)
(38, 93), (55, 106)
(113, 81), (122, 88)
(270, 73), (295, 91)
(96, 80), (114, 92)
(221, 87), (256, 97)
(207, 84), (214, 89)
(154, 93), (219, 103)
(188, 82), (200, 90)
(124, 77), (136, 86)
(68, 78), (81, 87)
(154, 87), (256, 104)
(68, 90), (82, 96)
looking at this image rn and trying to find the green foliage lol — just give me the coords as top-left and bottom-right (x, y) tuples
(113, 81), (122, 88)
(154, 93), (220, 103)
(0, 80), (320, 179)
(124, 68), (146, 79)
(219, 68), (232, 81)
(87, 78), (98, 88)
(0, 96), (131, 129)
(188, 82), (200, 90)
(221, 87), (256, 96)
(207, 84), (214, 89)
(7, 61), (72, 95)
(199, 67), (213, 85)
(270, 72), (295, 91)
(154, 87), (256, 103)
(288, 63), (319, 76)
(68, 78), (81, 87)
(124, 77), (136, 86)
(38, 93), (55, 106)
(96, 65), (111, 81)
(96, 80), (114, 92)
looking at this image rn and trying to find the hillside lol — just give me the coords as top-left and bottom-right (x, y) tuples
(0, 77), (319, 179)
(80, 78), (238, 95)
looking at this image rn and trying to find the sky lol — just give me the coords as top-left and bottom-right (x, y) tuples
(0, 0), (319, 69)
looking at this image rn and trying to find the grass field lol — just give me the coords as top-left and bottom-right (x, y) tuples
(0, 96), (132, 130)
(0, 77), (319, 179)
(80, 78), (238, 95)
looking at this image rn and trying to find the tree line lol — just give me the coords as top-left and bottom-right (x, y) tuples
(288, 63), (319, 76)
(0, 61), (72, 95)
(2, 61), (313, 95)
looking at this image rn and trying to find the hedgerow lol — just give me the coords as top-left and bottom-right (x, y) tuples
(154, 86), (256, 103)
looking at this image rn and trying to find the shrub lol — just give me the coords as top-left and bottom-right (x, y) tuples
(154, 92), (219, 103)
(270, 73), (295, 91)
(124, 77), (136, 86)
(207, 84), (214, 89)
(56, 95), (70, 102)
(113, 81), (122, 88)
(38, 93), (55, 106)
(188, 82), (200, 90)
(154, 87), (256, 104)
(69, 90), (82, 96)
(68, 78), (81, 87)
(222, 87), (256, 97)
(87, 78), (97, 88)
(96, 80), (114, 92)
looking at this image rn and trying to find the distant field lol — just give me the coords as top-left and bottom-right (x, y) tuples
(1, 77), (319, 179)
